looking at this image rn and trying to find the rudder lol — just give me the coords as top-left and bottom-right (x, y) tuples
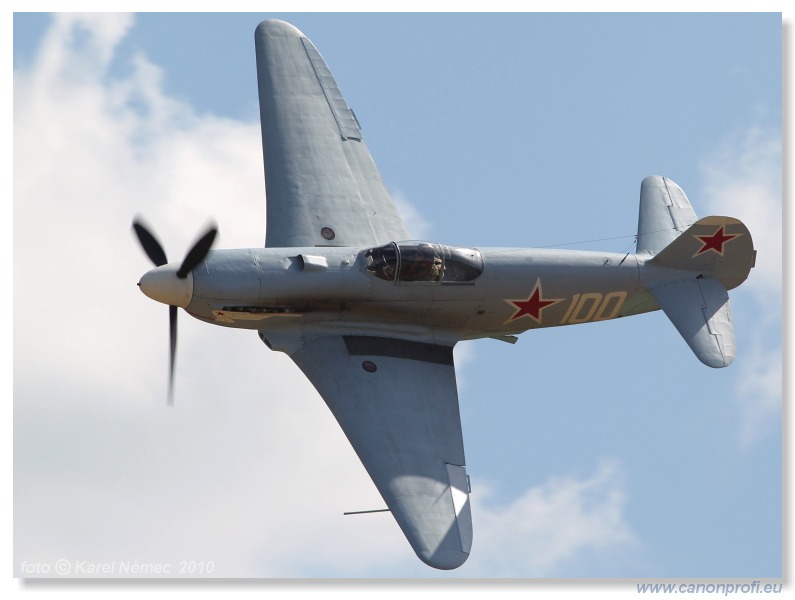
(649, 216), (755, 291)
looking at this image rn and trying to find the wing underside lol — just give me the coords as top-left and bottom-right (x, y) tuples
(289, 335), (472, 570)
(255, 20), (409, 248)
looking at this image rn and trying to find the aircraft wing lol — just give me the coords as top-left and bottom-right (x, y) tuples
(289, 335), (472, 570)
(255, 20), (409, 248)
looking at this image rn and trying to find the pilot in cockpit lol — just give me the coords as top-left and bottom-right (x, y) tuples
(401, 243), (443, 282)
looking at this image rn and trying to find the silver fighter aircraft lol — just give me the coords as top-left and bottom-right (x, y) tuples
(132, 19), (756, 570)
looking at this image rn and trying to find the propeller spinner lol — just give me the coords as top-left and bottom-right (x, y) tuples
(132, 219), (217, 405)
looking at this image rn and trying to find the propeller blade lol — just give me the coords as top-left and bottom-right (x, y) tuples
(132, 221), (168, 267)
(169, 304), (177, 406)
(177, 226), (217, 279)
(133, 218), (218, 405)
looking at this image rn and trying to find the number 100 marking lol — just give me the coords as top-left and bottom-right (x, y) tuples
(560, 291), (627, 324)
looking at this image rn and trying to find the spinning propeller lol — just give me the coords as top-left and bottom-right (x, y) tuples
(132, 219), (218, 405)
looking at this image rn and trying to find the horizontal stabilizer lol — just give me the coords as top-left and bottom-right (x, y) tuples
(649, 278), (735, 368)
(637, 176), (698, 254)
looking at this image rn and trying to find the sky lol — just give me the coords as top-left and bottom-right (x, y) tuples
(10, 9), (783, 587)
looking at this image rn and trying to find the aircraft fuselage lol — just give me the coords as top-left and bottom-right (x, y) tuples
(136, 243), (667, 353)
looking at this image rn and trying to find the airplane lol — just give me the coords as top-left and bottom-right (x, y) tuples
(131, 19), (756, 570)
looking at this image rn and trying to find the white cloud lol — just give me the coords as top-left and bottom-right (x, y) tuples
(14, 14), (638, 578)
(732, 341), (783, 447)
(700, 124), (782, 447)
(390, 188), (432, 241)
(13, 13), (388, 578)
(701, 125), (781, 296)
(465, 460), (637, 577)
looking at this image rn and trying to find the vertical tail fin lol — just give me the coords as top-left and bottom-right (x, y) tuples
(644, 214), (754, 367)
(637, 176), (755, 368)
(649, 216), (755, 291)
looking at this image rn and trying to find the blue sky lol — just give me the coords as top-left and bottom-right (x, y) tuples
(12, 11), (782, 583)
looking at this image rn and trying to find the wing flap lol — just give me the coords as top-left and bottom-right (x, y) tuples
(255, 20), (408, 248)
(290, 335), (471, 569)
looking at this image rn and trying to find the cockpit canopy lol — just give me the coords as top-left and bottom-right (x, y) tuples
(364, 242), (483, 284)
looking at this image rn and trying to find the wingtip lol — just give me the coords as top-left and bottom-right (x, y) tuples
(416, 548), (470, 570)
(255, 19), (305, 39)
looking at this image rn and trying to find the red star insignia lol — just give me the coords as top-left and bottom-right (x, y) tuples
(505, 279), (564, 324)
(693, 226), (741, 256)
